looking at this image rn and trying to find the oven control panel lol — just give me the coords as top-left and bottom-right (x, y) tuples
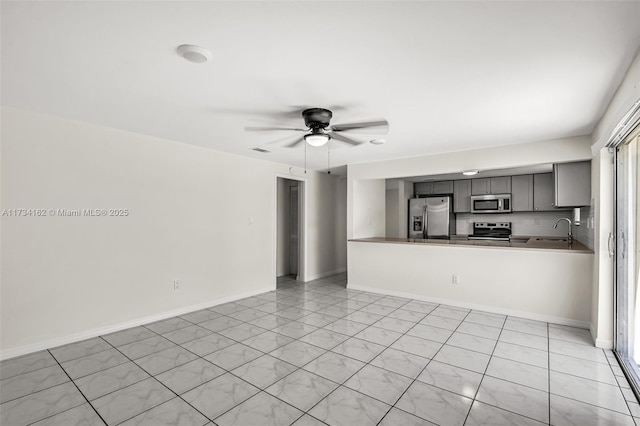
(473, 222), (511, 230)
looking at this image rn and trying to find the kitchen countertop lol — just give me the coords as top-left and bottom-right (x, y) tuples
(348, 235), (593, 253)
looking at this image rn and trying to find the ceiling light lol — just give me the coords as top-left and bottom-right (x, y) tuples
(177, 44), (212, 64)
(462, 170), (480, 176)
(304, 133), (330, 147)
(370, 139), (386, 145)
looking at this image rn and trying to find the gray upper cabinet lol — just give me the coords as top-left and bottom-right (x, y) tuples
(433, 180), (454, 194)
(490, 176), (511, 194)
(511, 175), (533, 212)
(554, 161), (591, 207)
(415, 182), (433, 195)
(454, 180), (471, 213)
(533, 173), (555, 211)
(471, 177), (511, 195)
(471, 178), (490, 195)
(415, 180), (453, 196)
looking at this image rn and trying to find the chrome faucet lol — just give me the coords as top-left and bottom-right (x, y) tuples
(554, 218), (573, 244)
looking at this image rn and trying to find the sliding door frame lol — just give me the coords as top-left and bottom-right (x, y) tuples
(614, 126), (640, 399)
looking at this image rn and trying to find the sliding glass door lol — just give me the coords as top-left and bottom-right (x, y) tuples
(615, 129), (640, 393)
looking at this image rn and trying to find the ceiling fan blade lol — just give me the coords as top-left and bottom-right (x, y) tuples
(264, 134), (303, 145)
(284, 135), (306, 148)
(211, 107), (303, 120)
(328, 132), (364, 146)
(330, 119), (389, 133)
(244, 126), (306, 132)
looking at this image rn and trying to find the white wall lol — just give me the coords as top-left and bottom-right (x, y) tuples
(333, 177), (348, 273)
(587, 49), (640, 348)
(399, 181), (414, 238)
(276, 178), (296, 277)
(385, 187), (400, 237)
(305, 172), (348, 280)
(352, 179), (386, 239)
(592, 49), (640, 151)
(349, 241), (593, 326)
(0, 107), (346, 357)
(590, 149), (615, 347)
(349, 136), (592, 181)
(385, 179), (413, 238)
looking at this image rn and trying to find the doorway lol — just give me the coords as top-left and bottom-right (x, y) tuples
(276, 177), (304, 284)
(614, 127), (640, 396)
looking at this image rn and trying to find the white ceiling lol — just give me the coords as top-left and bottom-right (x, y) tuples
(2, 1), (639, 173)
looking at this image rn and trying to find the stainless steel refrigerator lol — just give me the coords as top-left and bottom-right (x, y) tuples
(408, 196), (455, 239)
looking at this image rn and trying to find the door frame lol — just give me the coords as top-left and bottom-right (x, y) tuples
(274, 173), (307, 285)
(613, 126), (640, 399)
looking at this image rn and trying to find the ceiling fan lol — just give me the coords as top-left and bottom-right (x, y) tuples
(245, 108), (389, 148)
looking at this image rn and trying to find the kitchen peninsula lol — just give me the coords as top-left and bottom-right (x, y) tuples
(350, 235), (593, 253)
(347, 139), (596, 332)
(348, 237), (593, 328)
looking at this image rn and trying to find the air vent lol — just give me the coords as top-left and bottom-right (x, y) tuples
(252, 148), (270, 153)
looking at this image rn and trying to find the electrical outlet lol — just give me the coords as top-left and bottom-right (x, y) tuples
(534, 218), (541, 226)
(452, 274), (459, 284)
(173, 280), (181, 291)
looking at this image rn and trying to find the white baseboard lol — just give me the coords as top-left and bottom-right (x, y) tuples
(590, 323), (614, 349)
(348, 284), (591, 329)
(305, 267), (347, 282)
(0, 286), (273, 361)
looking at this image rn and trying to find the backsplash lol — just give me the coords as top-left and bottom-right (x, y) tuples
(456, 209), (594, 250)
(572, 205), (594, 250)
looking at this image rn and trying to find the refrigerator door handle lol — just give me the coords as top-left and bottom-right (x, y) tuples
(422, 206), (427, 239)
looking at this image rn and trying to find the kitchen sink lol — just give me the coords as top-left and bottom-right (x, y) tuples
(509, 237), (530, 244)
(533, 237), (569, 242)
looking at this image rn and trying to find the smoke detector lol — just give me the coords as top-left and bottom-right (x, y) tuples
(177, 45), (212, 64)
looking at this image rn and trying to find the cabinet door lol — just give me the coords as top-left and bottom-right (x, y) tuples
(471, 178), (490, 195)
(433, 180), (454, 194)
(415, 182), (433, 195)
(490, 176), (511, 194)
(453, 180), (471, 213)
(511, 175), (533, 212)
(533, 173), (555, 211)
(554, 161), (591, 207)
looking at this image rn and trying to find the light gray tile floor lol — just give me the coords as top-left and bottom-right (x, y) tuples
(1, 273), (638, 425)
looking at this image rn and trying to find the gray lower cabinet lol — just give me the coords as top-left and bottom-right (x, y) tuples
(511, 174), (534, 212)
(533, 173), (555, 211)
(453, 180), (471, 213)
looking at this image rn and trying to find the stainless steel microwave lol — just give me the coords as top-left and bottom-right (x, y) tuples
(470, 194), (511, 213)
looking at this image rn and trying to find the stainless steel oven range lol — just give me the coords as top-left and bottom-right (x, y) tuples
(468, 222), (512, 241)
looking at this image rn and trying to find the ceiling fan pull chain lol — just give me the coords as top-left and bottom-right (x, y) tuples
(327, 142), (331, 174)
(304, 141), (307, 174)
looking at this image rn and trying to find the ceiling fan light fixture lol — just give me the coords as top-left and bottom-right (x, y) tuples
(304, 133), (330, 147)
(462, 170), (480, 176)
